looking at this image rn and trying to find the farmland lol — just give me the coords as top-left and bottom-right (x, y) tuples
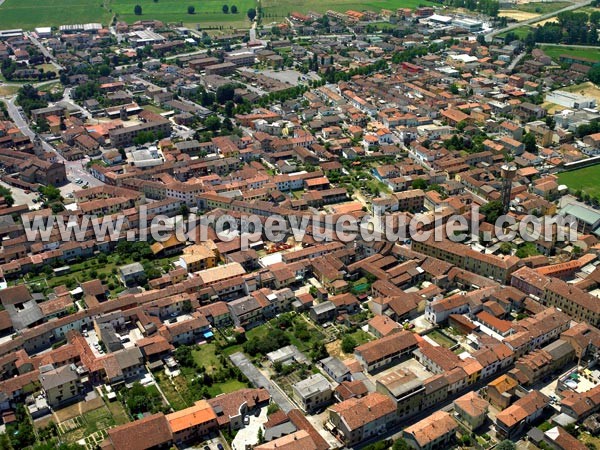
(260, 0), (438, 22)
(0, 0), (111, 30)
(0, 0), (442, 29)
(111, 0), (256, 29)
(0, 0), (253, 29)
(516, 1), (572, 14)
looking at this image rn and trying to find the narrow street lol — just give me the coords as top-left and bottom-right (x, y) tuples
(5, 96), (103, 189)
(229, 352), (295, 413)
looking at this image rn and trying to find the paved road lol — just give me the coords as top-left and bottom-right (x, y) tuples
(115, 48), (209, 71)
(507, 51), (526, 72)
(5, 96), (103, 190)
(485, 0), (594, 42)
(229, 352), (295, 413)
(355, 365), (516, 450)
(25, 32), (64, 72)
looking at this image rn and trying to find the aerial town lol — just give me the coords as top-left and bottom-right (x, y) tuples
(3, 1), (600, 450)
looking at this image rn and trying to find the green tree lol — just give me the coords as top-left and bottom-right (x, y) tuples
(125, 382), (163, 414)
(341, 335), (357, 354)
(480, 200), (504, 224)
(182, 299), (193, 313)
(247, 7), (257, 20)
(496, 440), (516, 450)
(393, 438), (411, 450)
(188, 5), (195, 14)
(310, 340), (328, 361)
(204, 115), (221, 132)
(412, 178), (427, 190)
(216, 84), (235, 103)
(231, 5), (238, 13)
(39, 184), (62, 202)
(222, 4), (229, 13)
(522, 132), (537, 153)
(134, 4), (142, 15)
(174, 345), (196, 367)
(590, 64), (600, 84)
(0, 186), (15, 207)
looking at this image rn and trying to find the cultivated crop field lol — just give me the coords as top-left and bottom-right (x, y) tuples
(0, 0), (441, 29)
(0, 0), (253, 29)
(111, 0), (255, 29)
(0, 0), (111, 30)
(258, 0), (437, 22)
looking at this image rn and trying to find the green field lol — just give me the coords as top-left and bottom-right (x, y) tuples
(516, 1), (571, 14)
(558, 165), (600, 198)
(111, 0), (255, 28)
(0, 0), (111, 30)
(261, 0), (437, 22)
(0, 0), (439, 29)
(0, 0), (253, 29)
(498, 25), (531, 38)
(540, 45), (600, 63)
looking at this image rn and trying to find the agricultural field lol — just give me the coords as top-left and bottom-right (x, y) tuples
(0, 0), (111, 30)
(540, 45), (600, 63)
(558, 165), (600, 199)
(515, 1), (572, 14)
(111, 0), (255, 29)
(260, 0), (438, 22)
(498, 10), (540, 21)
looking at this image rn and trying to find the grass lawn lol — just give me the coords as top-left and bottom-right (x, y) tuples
(558, 165), (600, 198)
(0, 85), (21, 96)
(498, 25), (531, 38)
(207, 379), (248, 397)
(193, 343), (224, 373)
(516, 1), (571, 14)
(0, 0), (111, 29)
(111, 0), (255, 28)
(540, 45), (600, 63)
(143, 105), (167, 114)
(348, 329), (374, 345)
(427, 330), (457, 349)
(261, 0), (437, 21)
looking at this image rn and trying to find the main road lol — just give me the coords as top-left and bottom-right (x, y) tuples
(485, 0), (594, 42)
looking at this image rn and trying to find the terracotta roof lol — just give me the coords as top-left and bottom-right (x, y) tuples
(329, 392), (396, 431)
(355, 330), (418, 364)
(454, 391), (489, 418)
(496, 391), (548, 428)
(254, 430), (318, 450)
(166, 400), (217, 433)
(107, 413), (172, 450)
(404, 410), (458, 447)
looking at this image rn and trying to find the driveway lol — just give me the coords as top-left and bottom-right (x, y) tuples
(231, 406), (268, 450)
(229, 352), (294, 413)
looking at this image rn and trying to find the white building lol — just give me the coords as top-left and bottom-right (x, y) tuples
(546, 90), (597, 110)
